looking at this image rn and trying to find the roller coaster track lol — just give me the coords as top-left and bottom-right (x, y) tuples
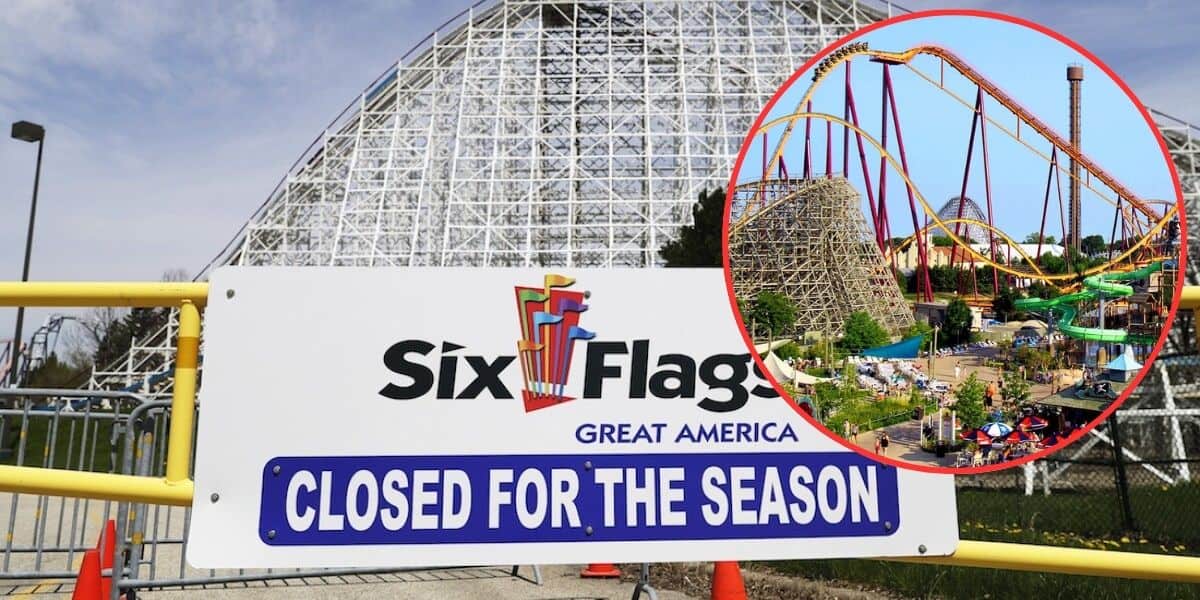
(884, 217), (1049, 276)
(730, 177), (845, 232)
(886, 216), (1172, 286)
(764, 43), (1163, 222)
(742, 112), (1178, 285)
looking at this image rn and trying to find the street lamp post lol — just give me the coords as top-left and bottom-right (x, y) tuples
(9, 121), (45, 387)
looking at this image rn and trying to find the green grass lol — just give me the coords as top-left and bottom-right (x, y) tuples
(768, 557), (1198, 600)
(766, 484), (1200, 599)
(0, 413), (118, 473)
(956, 485), (1200, 549)
(828, 396), (927, 432)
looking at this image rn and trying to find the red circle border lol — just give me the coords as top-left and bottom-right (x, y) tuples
(719, 9), (1190, 476)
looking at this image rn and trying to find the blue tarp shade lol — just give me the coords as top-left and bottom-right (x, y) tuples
(861, 335), (924, 359)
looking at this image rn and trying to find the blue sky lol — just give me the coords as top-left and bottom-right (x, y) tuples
(0, 0), (1197, 352)
(739, 11), (1180, 241)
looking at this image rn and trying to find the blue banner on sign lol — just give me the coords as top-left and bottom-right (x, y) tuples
(259, 452), (900, 546)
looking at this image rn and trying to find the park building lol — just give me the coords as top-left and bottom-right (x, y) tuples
(893, 239), (1064, 273)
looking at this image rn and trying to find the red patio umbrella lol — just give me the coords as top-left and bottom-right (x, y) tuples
(960, 428), (993, 445)
(1017, 415), (1050, 431)
(1003, 429), (1038, 444)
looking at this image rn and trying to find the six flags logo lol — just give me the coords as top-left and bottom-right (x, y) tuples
(515, 274), (595, 411)
(379, 273), (779, 413)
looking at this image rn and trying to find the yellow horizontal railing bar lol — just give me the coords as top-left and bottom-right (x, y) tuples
(0, 465), (193, 506)
(0, 282), (209, 307)
(887, 539), (1200, 583)
(1180, 285), (1200, 310)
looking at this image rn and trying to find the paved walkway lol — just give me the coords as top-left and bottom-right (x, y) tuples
(844, 338), (1093, 468)
(851, 418), (959, 468)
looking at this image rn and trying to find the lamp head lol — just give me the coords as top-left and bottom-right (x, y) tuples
(11, 121), (44, 143)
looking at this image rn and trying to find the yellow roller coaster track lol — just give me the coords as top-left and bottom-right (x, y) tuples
(885, 217), (1049, 275)
(886, 217), (1172, 292)
(734, 186), (1051, 279)
(738, 112), (1178, 285)
(763, 44), (1163, 222)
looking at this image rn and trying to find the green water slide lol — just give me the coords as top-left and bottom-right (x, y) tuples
(1013, 262), (1163, 345)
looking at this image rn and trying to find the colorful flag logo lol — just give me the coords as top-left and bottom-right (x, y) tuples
(514, 274), (596, 412)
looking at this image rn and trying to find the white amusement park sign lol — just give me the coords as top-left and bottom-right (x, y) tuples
(187, 267), (957, 568)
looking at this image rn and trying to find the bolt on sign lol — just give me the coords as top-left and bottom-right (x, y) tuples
(187, 268), (957, 567)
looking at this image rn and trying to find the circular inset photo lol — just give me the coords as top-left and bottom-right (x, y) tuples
(723, 10), (1186, 474)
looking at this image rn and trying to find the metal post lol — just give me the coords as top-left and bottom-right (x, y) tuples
(630, 563), (659, 600)
(1107, 414), (1136, 532)
(1067, 65), (1083, 251)
(937, 404), (943, 443)
(884, 63), (932, 302)
(165, 301), (199, 483)
(927, 327), (933, 374)
(950, 88), (982, 273)
(9, 135), (44, 387)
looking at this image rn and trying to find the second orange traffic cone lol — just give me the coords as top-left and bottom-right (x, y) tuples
(97, 519), (116, 599)
(710, 561), (747, 600)
(580, 563), (621, 578)
(70, 549), (102, 600)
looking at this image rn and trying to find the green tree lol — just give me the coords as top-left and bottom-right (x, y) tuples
(931, 236), (954, 247)
(1016, 347), (1053, 373)
(840, 360), (858, 393)
(803, 338), (845, 364)
(1080, 234), (1106, 256)
(925, 265), (963, 292)
(1023, 232), (1057, 245)
(992, 285), (1019, 321)
(954, 372), (987, 429)
(902, 320), (934, 344)
(1002, 371), (1031, 403)
(93, 318), (132, 371)
(943, 298), (973, 345)
(747, 291), (796, 340)
(24, 353), (84, 389)
(659, 188), (724, 267)
(774, 342), (803, 361)
(840, 311), (889, 353)
(996, 338), (1013, 362)
(1038, 253), (1068, 275)
(92, 307), (171, 371)
(1025, 281), (1061, 300)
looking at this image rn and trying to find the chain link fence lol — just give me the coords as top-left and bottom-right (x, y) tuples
(0, 390), (542, 597)
(955, 313), (1200, 557)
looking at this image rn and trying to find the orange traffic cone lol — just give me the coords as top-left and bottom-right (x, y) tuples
(580, 563), (621, 578)
(97, 519), (116, 599)
(71, 549), (102, 600)
(710, 561), (747, 600)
